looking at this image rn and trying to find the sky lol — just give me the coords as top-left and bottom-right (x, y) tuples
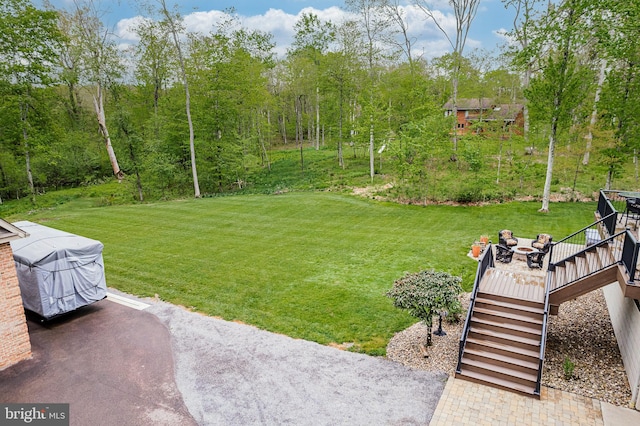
(43, 0), (516, 60)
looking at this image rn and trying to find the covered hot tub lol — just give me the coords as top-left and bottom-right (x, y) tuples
(10, 221), (107, 319)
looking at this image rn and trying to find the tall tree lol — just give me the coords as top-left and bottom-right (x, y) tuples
(57, 0), (124, 181)
(596, 0), (640, 187)
(345, 0), (390, 182)
(523, 0), (592, 212)
(414, 0), (481, 152)
(382, 0), (417, 68)
(503, 0), (545, 146)
(158, 0), (200, 198)
(0, 0), (62, 200)
(289, 13), (335, 151)
(133, 17), (174, 121)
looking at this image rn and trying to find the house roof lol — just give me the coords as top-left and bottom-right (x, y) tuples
(444, 98), (524, 122)
(443, 97), (494, 110)
(0, 219), (29, 245)
(469, 104), (525, 122)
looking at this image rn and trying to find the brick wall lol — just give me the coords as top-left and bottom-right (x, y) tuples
(602, 282), (640, 409)
(0, 242), (31, 370)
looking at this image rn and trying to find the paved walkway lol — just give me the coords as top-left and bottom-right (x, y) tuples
(430, 376), (640, 426)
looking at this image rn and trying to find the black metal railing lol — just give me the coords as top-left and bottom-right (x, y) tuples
(550, 230), (625, 291)
(621, 229), (640, 282)
(456, 244), (494, 374)
(598, 189), (627, 221)
(548, 213), (617, 266)
(596, 190), (640, 283)
(535, 273), (552, 396)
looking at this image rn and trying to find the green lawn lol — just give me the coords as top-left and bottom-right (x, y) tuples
(12, 192), (596, 355)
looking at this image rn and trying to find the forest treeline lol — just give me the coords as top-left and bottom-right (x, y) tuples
(0, 0), (638, 206)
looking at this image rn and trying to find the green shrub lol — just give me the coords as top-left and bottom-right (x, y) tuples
(386, 270), (463, 346)
(563, 356), (575, 379)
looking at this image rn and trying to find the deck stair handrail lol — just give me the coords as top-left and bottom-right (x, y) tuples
(456, 243), (494, 374)
(621, 229), (640, 282)
(548, 213), (616, 266)
(535, 273), (552, 396)
(549, 229), (627, 292)
(597, 190), (622, 235)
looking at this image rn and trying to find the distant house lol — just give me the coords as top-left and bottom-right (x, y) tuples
(444, 97), (525, 136)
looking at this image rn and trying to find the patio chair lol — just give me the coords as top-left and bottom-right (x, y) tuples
(495, 244), (514, 263)
(498, 230), (518, 247)
(526, 251), (546, 269)
(531, 233), (552, 254)
(624, 197), (640, 228)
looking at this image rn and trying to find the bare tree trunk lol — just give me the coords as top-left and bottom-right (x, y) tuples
(369, 116), (375, 182)
(583, 60), (607, 165)
(316, 86), (320, 150)
(258, 110), (271, 171)
(20, 100), (35, 202)
(280, 111), (288, 144)
(338, 88), (344, 169)
(160, 0), (200, 198)
(451, 71), (459, 151)
(522, 67), (531, 146)
(93, 86), (123, 181)
(540, 114), (558, 213)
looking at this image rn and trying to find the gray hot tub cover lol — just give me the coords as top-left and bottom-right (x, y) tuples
(10, 221), (107, 319)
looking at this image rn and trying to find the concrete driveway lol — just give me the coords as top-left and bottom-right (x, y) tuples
(1, 292), (447, 425)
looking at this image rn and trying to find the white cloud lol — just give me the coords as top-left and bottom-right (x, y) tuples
(115, 16), (149, 42)
(493, 28), (516, 46)
(182, 10), (229, 34)
(112, 4), (465, 60)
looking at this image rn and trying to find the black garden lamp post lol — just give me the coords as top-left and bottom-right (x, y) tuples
(434, 309), (448, 336)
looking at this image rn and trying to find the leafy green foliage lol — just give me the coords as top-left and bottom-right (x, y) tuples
(563, 356), (576, 380)
(386, 270), (463, 327)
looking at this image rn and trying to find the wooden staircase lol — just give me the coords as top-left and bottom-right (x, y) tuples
(456, 291), (544, 397)
(457, 238), (625, 397)
(548, 245), (618, 311)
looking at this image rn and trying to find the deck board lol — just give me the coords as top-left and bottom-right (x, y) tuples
(479, 267), (545, 303)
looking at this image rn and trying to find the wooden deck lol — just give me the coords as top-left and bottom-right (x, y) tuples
(479, 268), (545, 303)
(471, 238), (547, 303)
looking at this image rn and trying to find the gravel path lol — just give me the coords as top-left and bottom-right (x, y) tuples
(386, 289), (633, 406)
(146, 300), (449, 426)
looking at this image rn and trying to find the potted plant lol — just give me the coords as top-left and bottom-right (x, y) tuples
(472, 241), (482, 257)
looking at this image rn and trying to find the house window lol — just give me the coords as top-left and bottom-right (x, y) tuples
(457, 123), (465, 129)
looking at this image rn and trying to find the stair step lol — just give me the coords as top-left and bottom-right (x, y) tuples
(474, 297), (544, 319)
(551, 267), (565, 291)
(456, 369), (537, 396)
(476, 293), (544, 311)
(471, 316), (542, 339)
(596, 245), (613, 266)
(469, 326), (541, 350)
(465, 337), (539, 360)
(473, 307), (543, 328)
(464, 347), (538, 372)
(575, 255), (589, 277)
(564, 260), (578, 283)
(460, 357), (537, 386)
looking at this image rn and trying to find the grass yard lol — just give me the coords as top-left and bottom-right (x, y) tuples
(10, 192), (596, 355)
